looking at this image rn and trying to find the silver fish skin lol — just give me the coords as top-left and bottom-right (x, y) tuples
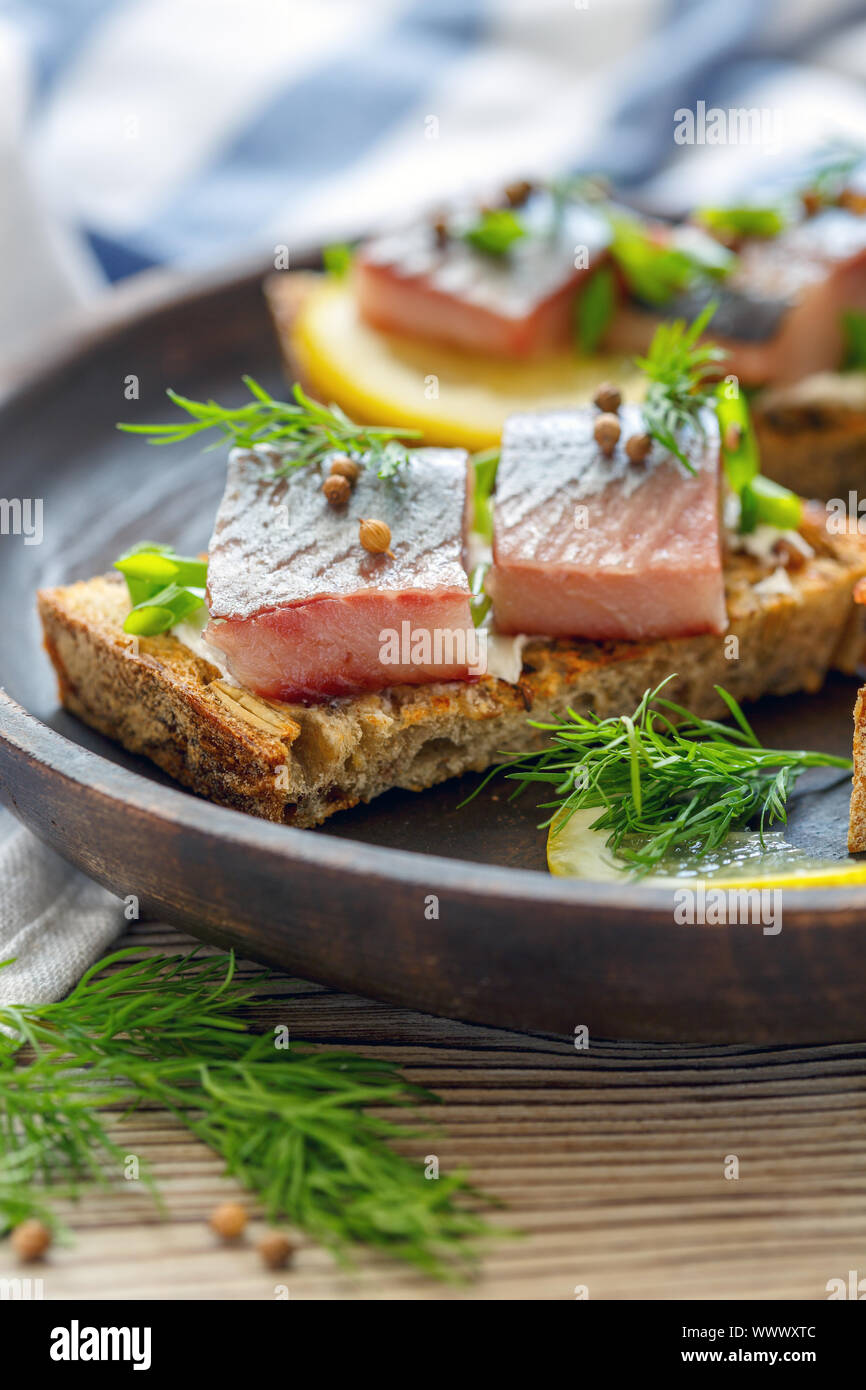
(207, 445), (471, 621)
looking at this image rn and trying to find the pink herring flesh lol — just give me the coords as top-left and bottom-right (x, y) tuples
(486, 405), (727, 641)
(605, 208), (866, 386)
(205, 446), (474, 701)
(356, 198), (611, 359)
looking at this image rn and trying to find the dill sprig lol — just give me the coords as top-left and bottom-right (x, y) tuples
(0, 951), (499, 1278)
(118, 378), (421, 480)
(465, 678), (851, 876)
(635, 302), (727, 469)
(0, 1148), (62, 1233)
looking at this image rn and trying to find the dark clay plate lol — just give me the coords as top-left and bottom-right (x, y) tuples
(0, 259), (864, 1043)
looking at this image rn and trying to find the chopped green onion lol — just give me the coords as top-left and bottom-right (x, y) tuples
(738, 480), (758, 534)
(695, 206), (785, 240)
(575, 266), (615, 354)
(716, 389), (759, 495)
(123, 582), (204, 637)
(471, 448), (499, 541)
(469, 563), (491, 627)
(114, 543), (207, 635)
(113, 543), (176, 605)
(322, 243), (353, 278)
(608, 214), (697, 305)
(715, 389), (801, 531)
(115, 549), (206, 590)
(741, 475), (803, 532)
(842, 310), (866, 370)
(123, 604), (178, 636)
(463, 209), (526, 256)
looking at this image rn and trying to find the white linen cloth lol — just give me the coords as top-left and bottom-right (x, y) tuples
(0, 823), (123, 1006)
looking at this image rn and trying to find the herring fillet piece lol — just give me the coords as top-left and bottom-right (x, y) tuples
(607, 208), (866, 386)
(486, 405), (727, 640)
(205, 447), (474, 701)
(356, 197), (610, 358)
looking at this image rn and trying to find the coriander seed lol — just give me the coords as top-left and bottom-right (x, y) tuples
(593, 382), (621, 414)
(11, 1219), (52, 1262)
(359, 518), (395, 557)
(504, 179), (533, 208)
(329, 457), (361, 485)
(323, 474), (351, 507)
(625, 432), (652, 463)
(594, 413), (621, 456)
(210, 1201), (247, 1241)
(257, 1232), (294, 1270)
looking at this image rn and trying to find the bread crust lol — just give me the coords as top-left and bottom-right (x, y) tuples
(754, 375), (866, 500)
(850, 686), (866, 852)
(38, 522), (866, 827)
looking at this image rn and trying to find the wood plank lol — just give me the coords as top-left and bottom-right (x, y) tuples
(1, 922), (865, 1300)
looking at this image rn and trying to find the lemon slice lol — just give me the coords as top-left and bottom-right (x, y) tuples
(289, 277), (644, 450)
(547, 808), (866, 889)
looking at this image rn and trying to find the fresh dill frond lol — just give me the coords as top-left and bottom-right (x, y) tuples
(462, 678), (851, 877)
(635, 302), (727, 469)
(118, 378), (421, 480)
(0, 951), (500, 1278)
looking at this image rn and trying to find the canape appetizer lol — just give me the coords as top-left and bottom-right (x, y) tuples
(38, 315), (866, 830)
(268, 158), (866, 495)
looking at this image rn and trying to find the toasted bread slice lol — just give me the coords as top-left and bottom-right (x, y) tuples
(38, 519), (866, 829)
(754, 373), (866, 500)
(850, 685), (866, 852)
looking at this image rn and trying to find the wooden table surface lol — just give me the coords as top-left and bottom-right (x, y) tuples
(2, 915), (866, 1302)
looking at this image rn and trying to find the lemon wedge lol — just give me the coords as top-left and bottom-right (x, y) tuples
(289, 277), (644, 451)
(547, 808), (866, 890)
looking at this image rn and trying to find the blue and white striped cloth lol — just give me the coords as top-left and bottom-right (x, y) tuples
(2, 0), (866, 359)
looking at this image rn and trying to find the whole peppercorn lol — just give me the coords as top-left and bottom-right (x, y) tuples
(329, 457), (361, 485)
(504, 179), (533, 208)
(323, 474), (351, 507)
(11, 1219), (52, 1262)
(359, 517), (394, 558)
(723, 421), (743, 453)
(593, 413), (621, 457)
(209, 1201), (247, 1241)
(257, 1232), (295, 1270)
(593, 382), (621, 414)
(625, 432), (652, 464)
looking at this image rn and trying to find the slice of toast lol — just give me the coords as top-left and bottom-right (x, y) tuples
(38, 518), (866, 829)
(754, 373), (866, 501)
(850, 684), (866, 852)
